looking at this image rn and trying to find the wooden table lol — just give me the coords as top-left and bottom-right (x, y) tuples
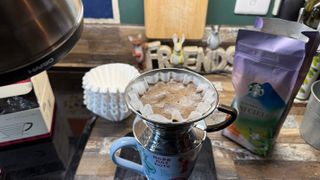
(75, 74), (320, 180)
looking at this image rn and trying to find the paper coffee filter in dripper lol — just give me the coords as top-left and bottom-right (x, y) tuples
(126, 70), (218, 124)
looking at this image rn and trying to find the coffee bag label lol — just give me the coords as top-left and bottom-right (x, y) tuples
(229, 82), (286, 155)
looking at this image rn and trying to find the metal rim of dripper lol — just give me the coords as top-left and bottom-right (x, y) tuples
(124, 68), (219, 127)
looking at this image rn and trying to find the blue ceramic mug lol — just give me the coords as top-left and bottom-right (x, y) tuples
(110, 136), (202, 180)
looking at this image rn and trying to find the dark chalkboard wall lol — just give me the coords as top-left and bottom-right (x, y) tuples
(82, 0), (275, 25)
(118, 0), (275, 25)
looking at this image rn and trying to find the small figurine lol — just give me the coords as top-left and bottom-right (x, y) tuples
(128, 34), (145, 69)
(207, 25), (221, 50)
(170, 34), (185, 65)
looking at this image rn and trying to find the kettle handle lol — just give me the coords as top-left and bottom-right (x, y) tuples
(206, 104), (237, 132)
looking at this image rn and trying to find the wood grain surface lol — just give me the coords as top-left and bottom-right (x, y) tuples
(56, 24), (240, 69)
(144, 0), (208, 39)
(75, 74), (318, 180)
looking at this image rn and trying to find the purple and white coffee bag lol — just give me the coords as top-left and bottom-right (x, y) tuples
(222, 18), (320, 156)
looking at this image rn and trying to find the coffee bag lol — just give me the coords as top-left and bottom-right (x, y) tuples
(222, 18), (320, 156)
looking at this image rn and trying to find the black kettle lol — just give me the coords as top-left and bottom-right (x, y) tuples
(0, 0), (83, 85)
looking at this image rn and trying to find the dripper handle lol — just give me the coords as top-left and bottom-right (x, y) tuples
(206, 104), (237, 132)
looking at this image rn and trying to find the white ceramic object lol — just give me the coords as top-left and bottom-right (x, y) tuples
(207, 25), (220, 50)
(82, 63), (140, 121)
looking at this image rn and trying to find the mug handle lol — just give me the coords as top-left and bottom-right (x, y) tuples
(206, 104), (237, 132)
(110, 137), (144, 175)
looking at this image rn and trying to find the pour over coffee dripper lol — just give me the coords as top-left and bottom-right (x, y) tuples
(125, 68), (237, 131)
(110, 68), (237, 179)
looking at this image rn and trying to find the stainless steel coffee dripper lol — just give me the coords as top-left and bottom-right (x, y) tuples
(125, 68), (237, 156)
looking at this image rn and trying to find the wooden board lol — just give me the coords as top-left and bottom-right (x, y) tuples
(144, 0), (208, 40)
